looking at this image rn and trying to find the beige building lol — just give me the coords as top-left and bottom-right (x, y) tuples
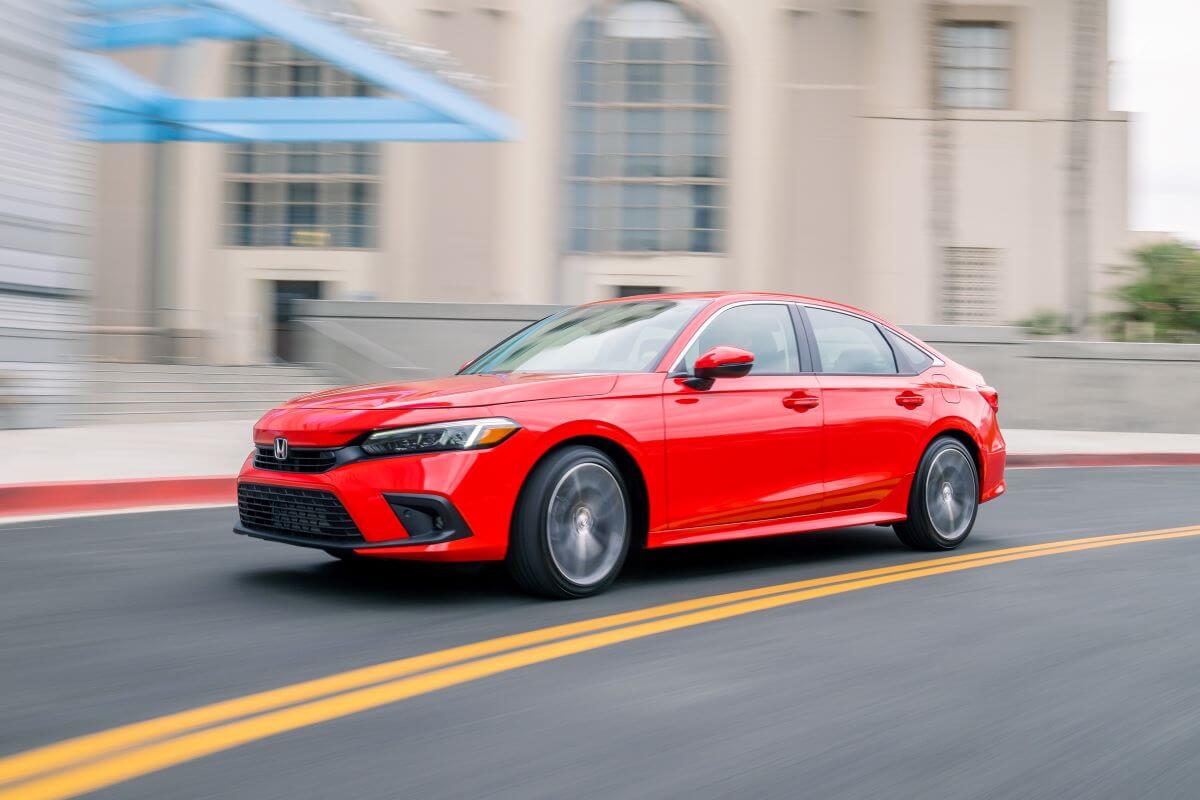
(95, 0), (1129, 365)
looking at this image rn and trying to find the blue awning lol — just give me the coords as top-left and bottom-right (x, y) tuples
(71, 0), (517, 142)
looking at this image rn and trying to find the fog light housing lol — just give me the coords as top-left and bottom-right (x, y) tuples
(383, 493), (472, 544)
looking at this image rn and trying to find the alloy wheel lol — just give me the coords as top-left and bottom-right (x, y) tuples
(545, 462), (628, 586)
(924, 447), (977, 542)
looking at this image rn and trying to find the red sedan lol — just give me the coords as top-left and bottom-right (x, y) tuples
(236, 292), (1006, 597)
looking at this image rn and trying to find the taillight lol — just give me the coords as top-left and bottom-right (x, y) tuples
(978, 385), (999, 413)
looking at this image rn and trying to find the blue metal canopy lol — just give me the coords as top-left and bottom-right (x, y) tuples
(72, 0), (517, 142)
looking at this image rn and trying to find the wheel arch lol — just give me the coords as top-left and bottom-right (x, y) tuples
(924, 422), (984, 487)
(514, 433), (652, 550)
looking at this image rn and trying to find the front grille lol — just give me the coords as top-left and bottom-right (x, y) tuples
(254, 445), (338, 473)
(238, 483), (364, 545)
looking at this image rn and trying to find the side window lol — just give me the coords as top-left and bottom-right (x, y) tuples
(682, 304), (800, 375)
(806, 307), (898, 375)
(884, 330), (935, 374)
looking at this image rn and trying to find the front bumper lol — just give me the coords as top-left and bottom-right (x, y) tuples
(234, 448), (523, 561)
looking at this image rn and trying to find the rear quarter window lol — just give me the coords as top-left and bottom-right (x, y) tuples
(885, 331), (935, 374)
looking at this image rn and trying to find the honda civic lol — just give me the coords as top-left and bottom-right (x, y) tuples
(236, 292), (1006, 597)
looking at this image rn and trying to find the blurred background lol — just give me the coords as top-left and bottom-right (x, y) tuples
(2, 0), (1198, 435)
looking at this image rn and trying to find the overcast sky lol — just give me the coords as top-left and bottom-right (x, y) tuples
(1110, 0), (1200, 241)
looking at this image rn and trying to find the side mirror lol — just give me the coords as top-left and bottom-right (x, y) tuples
(685, 346), (754, 389)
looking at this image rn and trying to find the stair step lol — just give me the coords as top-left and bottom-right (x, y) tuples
(77, 393), (331, 404)
(85, 362), (327, 375)
(67, 409), (267, 424)
(72, 398), (307, 411)
(83, 376), (341, 387)
(85, 385), (334, 397)
(62, 361), (344, 425)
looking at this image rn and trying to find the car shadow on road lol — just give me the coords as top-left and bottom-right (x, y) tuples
(236, 557), (519, 607)
(234, 525), (912, 608)
(625, 525), (909, 585)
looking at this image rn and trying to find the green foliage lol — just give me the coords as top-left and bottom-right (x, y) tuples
(1016, 308), (1069, 337)
(1108, 242), (1200, 342)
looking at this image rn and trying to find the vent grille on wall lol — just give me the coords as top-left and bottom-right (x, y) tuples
(942, 247), (1000, 325)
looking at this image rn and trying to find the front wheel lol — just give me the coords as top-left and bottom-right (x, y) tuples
(894, 437), (979, 551)
(507, 446), (632, 598)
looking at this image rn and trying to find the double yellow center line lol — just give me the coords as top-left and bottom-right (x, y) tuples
(2, 525), (1198, 800)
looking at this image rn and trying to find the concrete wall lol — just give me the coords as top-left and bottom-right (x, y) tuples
(908, 326), (1200, 434)
(0, 0), (90, 428)
(295, 300), (565, 384)
(296, 301), (1200, 435)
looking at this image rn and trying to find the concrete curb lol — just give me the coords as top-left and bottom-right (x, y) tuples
(0, 476), (236, 519)
(1007, 453), (1200, 469)
(2, 454), (1199, 521)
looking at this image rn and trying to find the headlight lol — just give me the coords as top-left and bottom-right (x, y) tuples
(360, 417), (521, 456)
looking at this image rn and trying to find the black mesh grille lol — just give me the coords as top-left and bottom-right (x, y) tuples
(253, 445), (338, 474)
(237, 483), (364, 545)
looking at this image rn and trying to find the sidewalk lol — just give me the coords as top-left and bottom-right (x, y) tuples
(0, 420), (253, 519)
(1002, 429), (1200, 456)
(0, 420), (255, 485)
(2, 420), (1199, 519)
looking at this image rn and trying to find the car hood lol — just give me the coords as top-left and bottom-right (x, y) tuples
(286, 372), (619, 410)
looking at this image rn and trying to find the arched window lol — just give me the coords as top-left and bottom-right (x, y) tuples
(566, 0), (727, 254)
(224, 39), (381, 249)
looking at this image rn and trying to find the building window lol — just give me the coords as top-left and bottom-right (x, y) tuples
(224, 40), (381, 249)
(566, 0), (728, 254)
(942, 247), (1001, 324)
(938, 22), (1011, 110)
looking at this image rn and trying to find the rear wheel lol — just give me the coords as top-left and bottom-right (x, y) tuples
(507, 446), (631, 598)
(894, 437), (979, 551)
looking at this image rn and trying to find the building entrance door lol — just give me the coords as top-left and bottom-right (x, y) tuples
(272, 280), (324, 362)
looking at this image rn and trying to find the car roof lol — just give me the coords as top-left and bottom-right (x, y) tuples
(587, 290), (878, 319)
(592, 291), (952, 369)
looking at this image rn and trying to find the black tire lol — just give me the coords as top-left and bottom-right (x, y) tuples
(894, 437), (979, 551)
(506, 446), (632, 598)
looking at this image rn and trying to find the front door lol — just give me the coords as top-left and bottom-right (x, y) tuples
(801, 305), (932, 512)
(663, 302), (825, 531)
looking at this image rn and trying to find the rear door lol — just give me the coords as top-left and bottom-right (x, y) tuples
(662, 302), (824, 531)
(800, 305), (932, 513)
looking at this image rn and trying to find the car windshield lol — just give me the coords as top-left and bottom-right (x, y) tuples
(462, 299), (708, 374)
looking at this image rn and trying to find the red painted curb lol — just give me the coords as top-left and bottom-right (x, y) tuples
(0, 476), (236, 519)
(1008, 453), (1200, 468)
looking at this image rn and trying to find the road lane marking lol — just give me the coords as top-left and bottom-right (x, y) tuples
(1, 527), (1186, 788)
(1, 526), (1197, 799)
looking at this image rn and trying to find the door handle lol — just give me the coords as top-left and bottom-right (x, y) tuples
(783, 393), (820, 412)
(895, 391), (925, 409)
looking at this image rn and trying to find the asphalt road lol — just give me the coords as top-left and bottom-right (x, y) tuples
(3, 466), (1200, 799)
